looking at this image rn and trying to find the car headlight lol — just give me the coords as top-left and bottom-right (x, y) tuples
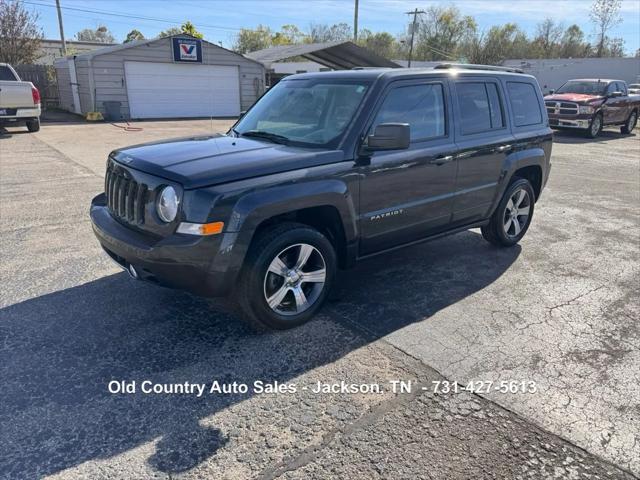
(156, 186), (179, 223)
(579, 105), (595, 114)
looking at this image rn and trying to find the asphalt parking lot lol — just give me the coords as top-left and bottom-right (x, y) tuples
(1, 119), (638, 479)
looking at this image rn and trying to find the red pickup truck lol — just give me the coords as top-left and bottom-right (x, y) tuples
(544, 79), (639, 138)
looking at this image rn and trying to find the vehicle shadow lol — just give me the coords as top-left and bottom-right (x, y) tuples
(0, 230), (520, 478)
(552, 128), (636, 144)
(0, 127), (31, 138)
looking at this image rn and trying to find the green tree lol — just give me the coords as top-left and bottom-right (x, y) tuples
(560, 25), (590, 57)
(232, 25), (272, 53)
(357, 30), (397, 59)
(76, 25), (116, 43)
(271, 24), (305, 46)
(590, 0), (622, 57)
(415, 6), (477, 61)
(124, 29), (145, 43)
(158, 26), (182, 37)
(0, 0), (43, 64)
(180, 21), (203, 39)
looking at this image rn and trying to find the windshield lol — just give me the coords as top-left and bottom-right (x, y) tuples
(556, 81), (606, 95)
(233, 78), (370, 148)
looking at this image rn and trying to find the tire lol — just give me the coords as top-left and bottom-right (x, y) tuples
(621, 110), (637, 134)
(234, 222), (336, 331)
(481, 177), (535, 247)
(26, 118), (40, 133)
(585, 113), (602, 138)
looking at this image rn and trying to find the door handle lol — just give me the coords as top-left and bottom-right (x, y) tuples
(496, 144), (512, 152)
(429, 155), (453, 166)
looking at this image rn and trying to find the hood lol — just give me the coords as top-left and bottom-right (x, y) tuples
(544, 93), (604, 103)
(110, 134), (345, 189)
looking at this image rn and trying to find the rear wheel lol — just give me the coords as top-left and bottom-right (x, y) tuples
(482, 177), (535, 247)
(234, 222), (336, 331)
(585, 113), (602, 138)
(26, 118), (40, 133)
(621, 110), (637, 134)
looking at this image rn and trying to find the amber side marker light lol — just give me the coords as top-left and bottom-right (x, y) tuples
(177, 221), (224, 236)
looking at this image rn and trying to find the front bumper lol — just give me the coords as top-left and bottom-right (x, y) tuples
(90, 193), (235, 297)
(548, 115), (590, 129)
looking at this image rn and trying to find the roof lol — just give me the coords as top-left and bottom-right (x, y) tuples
(245, 41), (400, 70)
(567, 78), (620, 82)
(65, 34), (264, 67)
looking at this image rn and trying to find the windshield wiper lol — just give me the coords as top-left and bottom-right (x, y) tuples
(240, 130), (290, 145)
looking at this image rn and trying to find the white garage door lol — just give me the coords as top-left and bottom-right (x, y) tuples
(124, 62), (240, 119)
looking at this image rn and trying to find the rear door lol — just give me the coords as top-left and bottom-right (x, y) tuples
(451, 77), (514, 224)
(602, 82), (626, 124)
(358, 78), (458, 255)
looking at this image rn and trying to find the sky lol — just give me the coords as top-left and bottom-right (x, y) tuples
(26, 0), (640, 55)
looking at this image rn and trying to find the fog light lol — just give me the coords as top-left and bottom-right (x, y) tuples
(177, 221), (224, 236)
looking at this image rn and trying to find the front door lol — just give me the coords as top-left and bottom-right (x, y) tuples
(358, 79), (458, 255)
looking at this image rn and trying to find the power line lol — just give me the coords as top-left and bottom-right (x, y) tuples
(23, 0), (246, 32)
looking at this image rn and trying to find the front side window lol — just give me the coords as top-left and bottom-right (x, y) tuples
(371, 83), (446, 142)
(234, 79), (370, 148)
(457, 82), (504, 135)
(507, 82), (543, 127)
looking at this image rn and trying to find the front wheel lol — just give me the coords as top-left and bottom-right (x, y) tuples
(482, 178), (535, 247)
(585, 113), (602, 138)
(234, 222), (336, 331)
(621, 110), (637, 134)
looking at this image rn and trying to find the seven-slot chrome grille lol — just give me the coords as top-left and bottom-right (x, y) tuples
(105, 162), (148, 225)
(545, 101), (579, 115)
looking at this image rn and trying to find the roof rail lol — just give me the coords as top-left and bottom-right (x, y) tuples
(433, 63), (525, 74)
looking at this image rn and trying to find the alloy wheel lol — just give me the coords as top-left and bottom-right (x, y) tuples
(591, 116), (601, 136)
(503, 188), (531, 238)
(263, 243), (326, 316)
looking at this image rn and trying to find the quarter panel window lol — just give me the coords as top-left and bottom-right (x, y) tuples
(507, 82), (543, 127)
(371, 83), (446, 142)
(457, 82), (504, 134)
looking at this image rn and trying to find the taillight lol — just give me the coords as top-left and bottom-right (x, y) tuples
(31, 86), (41, 105)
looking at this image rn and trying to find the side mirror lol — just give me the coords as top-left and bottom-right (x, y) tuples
(609, 91), (623, 98)
(548, 89), (555, 95)
(239, 110), (247, 118)
(366, 123), (410, 151)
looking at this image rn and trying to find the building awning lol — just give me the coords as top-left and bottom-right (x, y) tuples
(245, 41), (400, 70)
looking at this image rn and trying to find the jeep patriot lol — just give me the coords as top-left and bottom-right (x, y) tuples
(90, 65), (553, 330)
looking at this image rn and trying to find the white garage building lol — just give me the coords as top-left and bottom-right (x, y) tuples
(54, 34), (265, 119)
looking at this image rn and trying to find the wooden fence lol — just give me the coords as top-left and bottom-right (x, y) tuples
(13, 64), (59, 109)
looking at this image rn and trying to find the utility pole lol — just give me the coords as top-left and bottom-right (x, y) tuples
(405, 8), (424, 68)
(55, 0), (67, 56)
(353, 0), (359, 42)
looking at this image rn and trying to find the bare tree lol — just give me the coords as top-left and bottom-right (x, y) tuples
(590, 0), (622, 57)
(534, 18), (563, 57)
(0, 0), (43, 65)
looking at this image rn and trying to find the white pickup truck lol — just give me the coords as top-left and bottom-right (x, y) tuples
(0, 63), (41, 132)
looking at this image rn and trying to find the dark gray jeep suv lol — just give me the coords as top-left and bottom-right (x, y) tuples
(91, 65), (552, 330)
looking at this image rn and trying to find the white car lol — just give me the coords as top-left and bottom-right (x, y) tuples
(0, 63), (41, 132)
(629, 83), (640, 94)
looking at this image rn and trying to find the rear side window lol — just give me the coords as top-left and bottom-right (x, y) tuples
(0, 66), (17, 81)
(616, 82), (627, 95)
(372, 83), (446, 142)
(457, 82), (504, 134)
(507, 82), (542, 127)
